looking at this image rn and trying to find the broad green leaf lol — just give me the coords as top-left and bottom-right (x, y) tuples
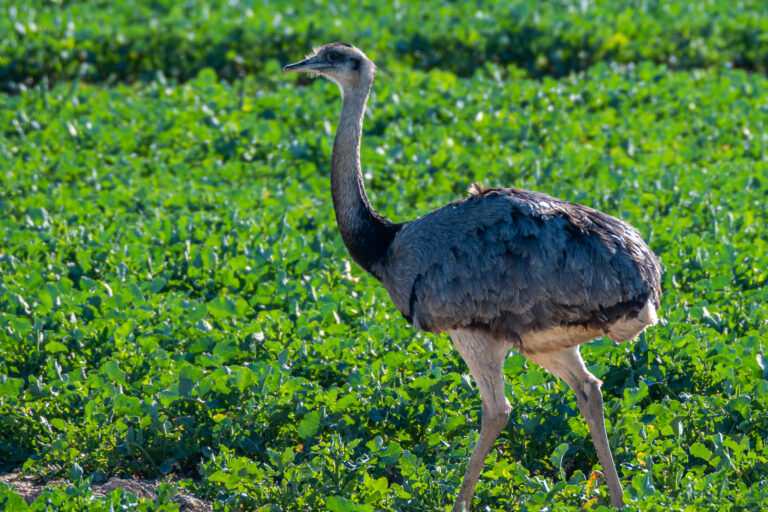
(549, 443), (570, 480)
(0, 376), (24, 399)
(690, 442), (713, 463)
(297, 410), (321, 440)
(101, 361), (126, 385)
(326, 496), (374, 512)
(44, 341), (68, 354)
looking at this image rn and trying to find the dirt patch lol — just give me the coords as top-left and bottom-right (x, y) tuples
(0, 473), (212, 511)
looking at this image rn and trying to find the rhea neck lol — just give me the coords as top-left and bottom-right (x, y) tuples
(331, 71), (399, 277)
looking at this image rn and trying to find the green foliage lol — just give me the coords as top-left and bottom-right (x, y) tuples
(0, 480), (180, 511)
(1, 3), (768, 510)
(2, 0), (768, 91)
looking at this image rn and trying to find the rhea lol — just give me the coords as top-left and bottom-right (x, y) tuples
(284, 43), (661, 510)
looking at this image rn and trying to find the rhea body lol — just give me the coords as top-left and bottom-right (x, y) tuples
(284, 43), (662, 510)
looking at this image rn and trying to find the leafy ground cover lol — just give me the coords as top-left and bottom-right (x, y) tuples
(1, 55), (767, 510)
(2, 0), (768, 92)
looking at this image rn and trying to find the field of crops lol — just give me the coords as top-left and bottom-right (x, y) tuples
(1, 1), (767, 511)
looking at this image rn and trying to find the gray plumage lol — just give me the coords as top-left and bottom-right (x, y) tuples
(377, 186), (661, 351)
(285, 43), (662, 511)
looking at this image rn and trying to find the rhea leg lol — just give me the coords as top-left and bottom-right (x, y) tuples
(526, 346), (624, 508)
(449, 330), (512, 512)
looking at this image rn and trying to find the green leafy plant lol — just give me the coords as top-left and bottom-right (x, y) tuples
(2, 0), (767, 92)
(1, 4), (767, 510)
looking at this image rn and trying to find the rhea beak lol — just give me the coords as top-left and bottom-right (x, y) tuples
(282, 56), (328, 73)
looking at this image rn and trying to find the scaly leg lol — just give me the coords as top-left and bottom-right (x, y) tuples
(449, 330), (512, 512)
(526, 346), (624, 508)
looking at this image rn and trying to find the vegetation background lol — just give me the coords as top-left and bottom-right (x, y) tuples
(1, 0), (767, 510)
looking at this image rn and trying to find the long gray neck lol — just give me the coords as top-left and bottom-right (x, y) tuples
(331, 83), (399, 276)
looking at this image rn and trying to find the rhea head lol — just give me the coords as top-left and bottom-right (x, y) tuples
(283, 42), (375, 91)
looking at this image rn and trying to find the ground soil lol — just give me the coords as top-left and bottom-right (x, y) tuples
(0, 472), (212, 511)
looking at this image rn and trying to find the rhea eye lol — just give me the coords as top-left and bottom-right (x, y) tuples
(326, 51), (342, 63)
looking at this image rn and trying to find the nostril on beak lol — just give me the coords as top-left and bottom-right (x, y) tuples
(283, 58), (314, 72)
